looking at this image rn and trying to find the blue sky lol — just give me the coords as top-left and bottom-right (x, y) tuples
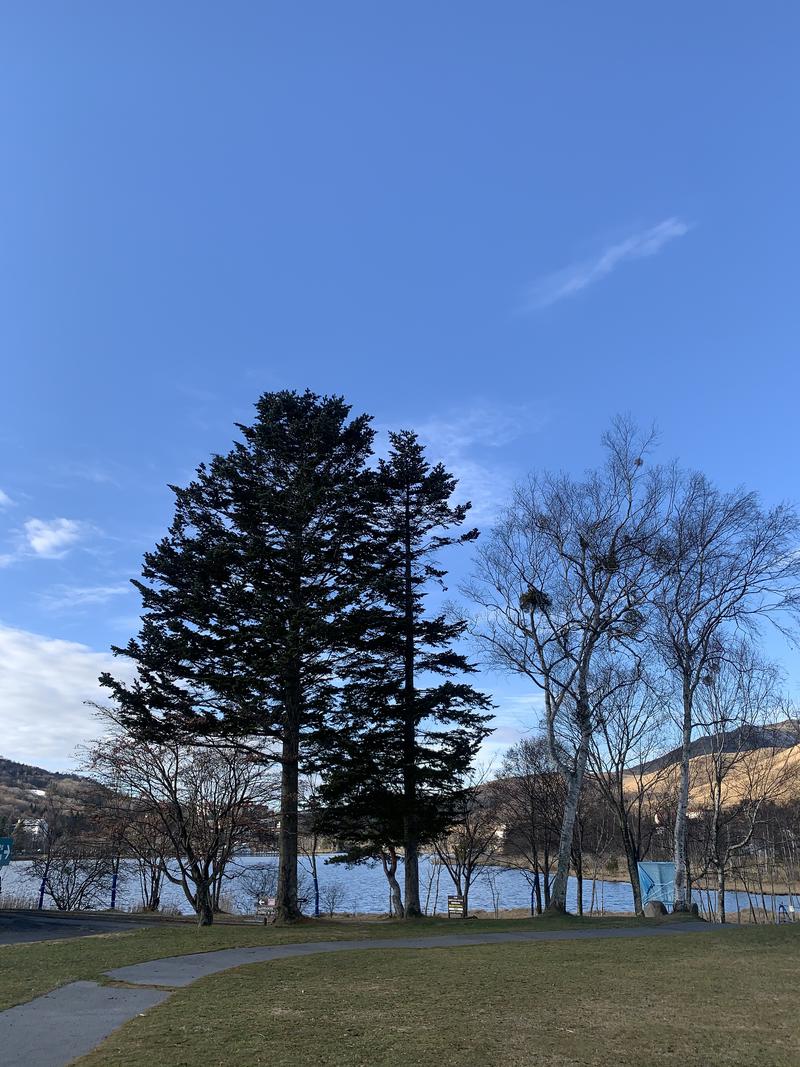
(1, 3), (798, 768)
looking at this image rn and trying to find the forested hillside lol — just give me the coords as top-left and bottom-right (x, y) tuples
(0, 757), (86, 823)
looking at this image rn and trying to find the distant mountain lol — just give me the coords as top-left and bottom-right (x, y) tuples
(0, 757), (88, 824)
(0, 757), (83, 792)
(639, 719), (799, 775)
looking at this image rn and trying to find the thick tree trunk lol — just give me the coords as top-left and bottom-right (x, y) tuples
(673, 685), (693, 911)
(389, 874), (404, 917)
(402, 490), (422, 918)
(548, 740), (588, 912)
(382, 848), (405, 918)
(196, 883), (214, 926)
(403, 840), (421, 917)
(275, 721), (301, 923)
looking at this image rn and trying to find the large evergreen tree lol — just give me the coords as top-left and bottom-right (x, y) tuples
(101, 390), (375, 922)
(319, 431), (492, 917)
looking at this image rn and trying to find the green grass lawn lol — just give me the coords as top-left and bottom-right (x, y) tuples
(77, 925), (800, 1067)
(0, 912), (649, 1011)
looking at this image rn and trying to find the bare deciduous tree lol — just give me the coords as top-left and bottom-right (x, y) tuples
(433, 767), (502, 917)
(691, 644), (797, 922)
(587, 658), (670, 914)
(85, 709), (278, 925)
(468, 419), (668, 911)
(26, 789), (117, 911)
(495, 736), (563, 913)
(319, 878), (347, 917)
(28, 847), (116, 912)
(652, 474), (800, 909)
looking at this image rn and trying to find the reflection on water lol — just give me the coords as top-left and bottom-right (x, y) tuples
(3, 854), (796, 918)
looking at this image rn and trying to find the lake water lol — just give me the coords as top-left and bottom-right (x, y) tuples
(2, 854), (796, 919)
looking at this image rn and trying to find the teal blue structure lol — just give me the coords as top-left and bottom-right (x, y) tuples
(637, 861), (675, 907)
(0, 836), (12, 867)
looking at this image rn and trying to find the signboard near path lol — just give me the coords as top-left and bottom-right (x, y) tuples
(447, 895), (465, 918)
(637, 861), (675, 907)
(0, 837), (12, 867)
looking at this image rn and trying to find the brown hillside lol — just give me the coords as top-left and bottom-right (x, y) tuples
(627, 741), (800, 810)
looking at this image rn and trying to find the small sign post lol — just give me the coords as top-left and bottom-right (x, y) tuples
(0, 836), (12, 896)
(447, 895), (465, 918)
(256, 896), (277, 923)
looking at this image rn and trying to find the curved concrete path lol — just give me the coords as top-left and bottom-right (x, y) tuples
(106, 920), (719, 987)
(0, 921), (729, 1066)
(0, 983), (169, 1067)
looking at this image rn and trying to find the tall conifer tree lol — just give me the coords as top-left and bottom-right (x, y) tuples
(101, 390), (375, 922)
(320, 431), (492, 916)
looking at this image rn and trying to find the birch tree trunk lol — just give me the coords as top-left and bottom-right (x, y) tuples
(548, 737), (588, 912)
(673, 685), (692, 911)
(382, 850), (405, 918)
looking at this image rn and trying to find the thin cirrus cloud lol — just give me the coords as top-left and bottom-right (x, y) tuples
(38, 583), (132, 612)
(524, 217), (692, 311)
(409, 404), (548, 526)
(0, 488), (14, 508)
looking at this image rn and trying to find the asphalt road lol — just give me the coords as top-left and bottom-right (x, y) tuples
(0, 911), (157, 946)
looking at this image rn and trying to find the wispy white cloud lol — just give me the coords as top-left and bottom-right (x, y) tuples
(525, 217), (692, 311)
(0, 488), (13, 508)
(0, 623), (133, 769)
(414, 408), (540, 453)
(24, 518), (85, 558)
(57, 462), (120, 486)
(410, 405), (548, 526)
(39, 583), (132, 612)
(477, 691), (546, 764)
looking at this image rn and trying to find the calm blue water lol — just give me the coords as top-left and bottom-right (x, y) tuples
(2, 854), (795, 918)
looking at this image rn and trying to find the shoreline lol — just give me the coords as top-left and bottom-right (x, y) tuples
(494, 856), (800, 898)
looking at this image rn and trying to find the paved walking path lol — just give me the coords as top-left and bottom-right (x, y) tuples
(0, 982), (169, 1067)
(0, 921), (730, 1066)
(106, 920), (721, 986)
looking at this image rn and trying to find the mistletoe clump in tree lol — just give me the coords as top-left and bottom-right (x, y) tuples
(318, 430), (492, 917)
(101, 390), (375, 923)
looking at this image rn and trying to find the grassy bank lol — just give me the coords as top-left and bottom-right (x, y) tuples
(0, 912), (650, 1011)
(76, 924), (800, 1066)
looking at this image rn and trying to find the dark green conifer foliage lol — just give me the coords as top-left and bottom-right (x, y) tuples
(319, 430), (492, 917)
(101, 390), (375, 923)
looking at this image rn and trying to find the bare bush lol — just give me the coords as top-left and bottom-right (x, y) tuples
(319, 879), (347, 917)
